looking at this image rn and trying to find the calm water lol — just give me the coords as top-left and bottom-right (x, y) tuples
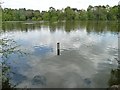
(0, 21), (119, 88)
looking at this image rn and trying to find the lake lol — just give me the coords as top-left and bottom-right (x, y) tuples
(0, 21), (119, 88)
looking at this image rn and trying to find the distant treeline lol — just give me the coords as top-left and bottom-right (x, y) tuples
(2, 5), (119, 21)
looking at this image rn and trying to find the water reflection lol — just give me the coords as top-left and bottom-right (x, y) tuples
(32, 75), (46, 86)
(0, 38), (28, 88)
(2, 21), (41, 32)
(34, 46), (53, 57)
(1, 21), (119, 88)
(2, 21), (118, 34)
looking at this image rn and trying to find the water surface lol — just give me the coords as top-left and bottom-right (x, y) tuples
(1, 21), (119, 88)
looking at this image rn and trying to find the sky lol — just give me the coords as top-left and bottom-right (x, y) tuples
(1, 0), (120, 11)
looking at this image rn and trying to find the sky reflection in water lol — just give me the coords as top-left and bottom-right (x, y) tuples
(1, 21), (118, 88)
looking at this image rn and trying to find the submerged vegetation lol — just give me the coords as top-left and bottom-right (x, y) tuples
(2, 5), (119, 21)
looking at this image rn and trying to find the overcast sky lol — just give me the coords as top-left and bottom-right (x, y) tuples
(1, 0), (120, 11)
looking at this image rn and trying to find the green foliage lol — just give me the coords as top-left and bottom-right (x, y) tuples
(41, 11), (49, 21)
(108, 69), (120, 86)
(2, 5), (119, 21)
(0, 6), (2, 29)
(0, 38), (28, 89)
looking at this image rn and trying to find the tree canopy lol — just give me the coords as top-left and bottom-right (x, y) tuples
(2, 5), (119, 21)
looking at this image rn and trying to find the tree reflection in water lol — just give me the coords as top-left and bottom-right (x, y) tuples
(0, 38), (27, 89)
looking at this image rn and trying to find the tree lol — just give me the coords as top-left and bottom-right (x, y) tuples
(49, 7), (58, 21)
(87, 5), (95, 20)
(65, 6), (75, 21)
(41, 11), (49, 21)
(2, 5), (119, 21)
(33, 10), (41, 20)
(79, 9), (87, 20)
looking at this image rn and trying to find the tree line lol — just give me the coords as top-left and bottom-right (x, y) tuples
(2, 5), (119, 21)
